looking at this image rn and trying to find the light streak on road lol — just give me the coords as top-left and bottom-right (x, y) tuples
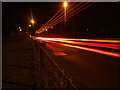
(34, 37), (120, 58)
(35, 37), (120, 49)
(61, 43), (120, 58)
(57, 40), (119, 49)
(69, 39), (120, 43)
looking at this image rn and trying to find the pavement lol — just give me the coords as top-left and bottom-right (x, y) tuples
(2, 36), (34, 89)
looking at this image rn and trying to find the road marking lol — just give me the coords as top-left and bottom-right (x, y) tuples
(52, 51), (67, 56)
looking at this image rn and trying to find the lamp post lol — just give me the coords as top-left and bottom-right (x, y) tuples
(19, 26), (22, 32)
(63, 1), (68, 34)
(30, 19), (35, 28)
(30, 19), (35, 36)
(63, 1), (68, 24)
(29, 24), (32, 27)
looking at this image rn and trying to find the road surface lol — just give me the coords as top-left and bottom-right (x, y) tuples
(39, 40), (119, 88)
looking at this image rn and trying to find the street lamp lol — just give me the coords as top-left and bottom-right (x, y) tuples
(30, 19), (35, 29)
(63, 1), (68, 23)
(63, 1), (68, 33)
(19, 29), (22, 32)
(31, 19), (35, 24)
(18, 26), (22, 31)
(29, 24), (32, 27)
(63, 1), (68, 7)
(19, 26), (21, 29)
(19, 27), (22, 32)
(29, 19), (35, 36)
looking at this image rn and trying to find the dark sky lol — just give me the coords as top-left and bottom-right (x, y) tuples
(2, 2), (120, 38)
(3, 2), (59, 35)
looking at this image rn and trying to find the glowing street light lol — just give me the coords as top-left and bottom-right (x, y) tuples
(63, 1), (68, 23)
(63, 1), (68, 7)
(29, 24), (32, 27)
(19, 29), (22, 32)
(46, 29), (48, 31)
(19, 26), (21, 29)
(30, 19), (35, 28)
(31, 19), (35, 24)
(18, 26), (22, 31)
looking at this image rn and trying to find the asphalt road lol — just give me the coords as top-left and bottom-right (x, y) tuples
(42, 41), (119, 88)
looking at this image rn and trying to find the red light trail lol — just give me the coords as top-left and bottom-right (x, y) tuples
(34, 37), (120, 58)
(38, 1), (77, 32)
(48, 1), (85, 26)
(43, 8), (63, 27)
(51, 3), (96, 28)
(62, 43), (120, 58)
(49, 2), (93, 28)
(45, 1), (77, 26)
(69, 39), (120, 43)
(37, 0), (96, 34)
(56, 40), (119, 49)
(48, 2), (96, 28)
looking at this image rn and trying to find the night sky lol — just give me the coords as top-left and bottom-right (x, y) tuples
(2, 2), (120, 38)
